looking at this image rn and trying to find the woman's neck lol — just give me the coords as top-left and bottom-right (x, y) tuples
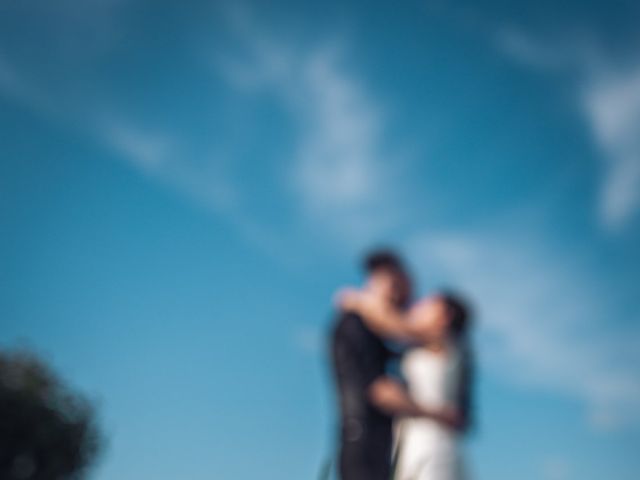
(424, 337), (449, 355)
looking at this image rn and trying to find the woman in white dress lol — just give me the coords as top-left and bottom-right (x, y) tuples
(339, 291), (473, 480)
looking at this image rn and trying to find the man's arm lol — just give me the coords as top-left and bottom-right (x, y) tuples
(368, 377), (464, 431)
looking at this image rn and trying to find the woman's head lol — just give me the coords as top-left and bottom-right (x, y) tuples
(409, 292), (471, 343)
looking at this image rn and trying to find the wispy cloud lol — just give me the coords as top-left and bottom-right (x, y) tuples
(0, 54), (61, 119)
(213, 5), (403, 244)
(99, 117), (243, 219)
(290, 45), (400, 241)
(407, 230), (640, 429)
(0, 57), (239, 218)
(496, 28), (570, 71)
(0, 18), (242, 223)
(102, 121), (173, 173)
(582, 67), (640, 229)
(495, 28), (640, 231)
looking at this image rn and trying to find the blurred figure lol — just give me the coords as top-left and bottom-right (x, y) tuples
(330, 250), (412, 480)
(340, 291), (473, 480)
(0, 348), (103, 480)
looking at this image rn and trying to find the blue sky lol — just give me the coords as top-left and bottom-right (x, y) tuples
(1, 0), (639, 479)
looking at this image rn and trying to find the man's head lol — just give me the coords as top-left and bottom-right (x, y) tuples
(362, 249), (413, 309)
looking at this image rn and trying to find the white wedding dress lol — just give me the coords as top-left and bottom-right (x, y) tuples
(393, 346), (465, 480)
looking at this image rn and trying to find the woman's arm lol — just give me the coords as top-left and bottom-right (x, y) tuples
(368, 377), (464, 431)
(337, 289), (424, 343)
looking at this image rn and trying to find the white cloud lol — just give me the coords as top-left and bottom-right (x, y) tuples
(495, 28), (640, 230)
(213, 6), (402, 244)
(98, 117), (244, 219)
(291, 46), (396, 238)
(213, 3), (295, 92)
(3, 0), (403, 255)
(582, 67), (640, 229)
(495, 28), (568, 71)
(99, 120), (239, 212)
(0, 49), (241, 226)
(406, 231), (640, 429)
(102, 121), (172, 173)
(0, 57), (239, 217)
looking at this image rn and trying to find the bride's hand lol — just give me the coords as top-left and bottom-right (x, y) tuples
(357, 292), (390, 324)
(337, 288), (386, 316)
(334, 287), (364, 312)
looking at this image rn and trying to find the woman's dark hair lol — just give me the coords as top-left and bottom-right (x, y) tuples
(440, 291), (475, 433)
(440, 291), (471, 340)
(362, 249), (413, 309)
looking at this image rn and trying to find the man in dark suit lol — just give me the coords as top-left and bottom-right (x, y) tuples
(330, 250), (412, 480)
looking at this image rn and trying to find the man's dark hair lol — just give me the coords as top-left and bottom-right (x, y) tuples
(363, 249), (406, 274)
(362, 249), (413, 309)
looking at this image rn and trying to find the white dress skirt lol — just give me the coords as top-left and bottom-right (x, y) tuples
(393, 347), (465, 480)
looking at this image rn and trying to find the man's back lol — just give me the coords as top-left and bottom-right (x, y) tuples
(331, 311), (392, 480)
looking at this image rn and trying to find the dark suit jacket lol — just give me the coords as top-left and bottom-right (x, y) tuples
(331, 310), (391, 422)
(330, 310), (393, 480)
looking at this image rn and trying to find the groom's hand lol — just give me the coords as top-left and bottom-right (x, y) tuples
(368, 377), (411, 414)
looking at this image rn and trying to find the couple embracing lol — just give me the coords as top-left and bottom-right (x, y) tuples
(331, 250), (473, 480)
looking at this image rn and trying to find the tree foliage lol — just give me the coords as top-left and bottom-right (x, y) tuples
(0, 348), (103, 479)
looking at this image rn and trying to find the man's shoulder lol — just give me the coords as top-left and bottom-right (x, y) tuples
(333, 310), (384, 344)
(333, 310), (365, 336)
